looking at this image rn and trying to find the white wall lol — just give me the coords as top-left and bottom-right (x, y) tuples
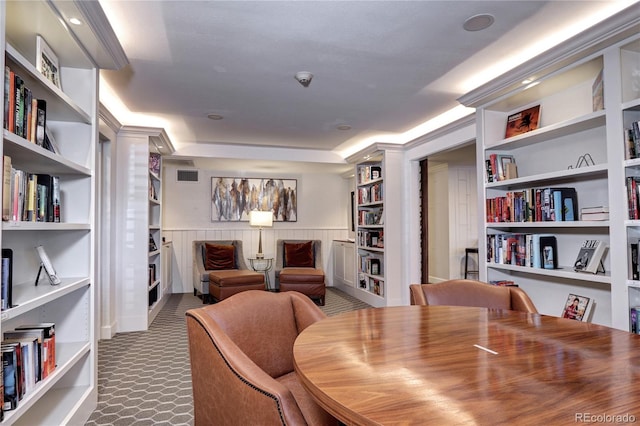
(162, 164), (351, 293)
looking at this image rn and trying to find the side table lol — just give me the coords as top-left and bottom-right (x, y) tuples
(249, 258), (275, 291)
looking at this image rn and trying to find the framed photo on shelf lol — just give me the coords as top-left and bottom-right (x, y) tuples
(36, 35), (61, 89)
(561, 293), (593, 322)
(505, 104), (540, 138)
(35, 245), (61, 285)
(497, 155), (516, 180)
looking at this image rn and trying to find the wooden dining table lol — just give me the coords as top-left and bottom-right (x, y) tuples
(293, 305), (640, 425)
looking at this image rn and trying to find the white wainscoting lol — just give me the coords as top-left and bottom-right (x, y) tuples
(163, 228), (350, 293)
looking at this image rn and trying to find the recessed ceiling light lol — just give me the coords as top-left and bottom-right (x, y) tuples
(69, 17), (82, 25)
(207, 113), (224, 120)
(463, 14), (495, 32)
(336, 124), (352, 131)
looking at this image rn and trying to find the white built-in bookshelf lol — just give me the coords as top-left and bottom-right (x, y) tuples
(344, 145), (403, 307)
(460, 10), (640, 331)
(0, 0), (125, 423)
(114, 127), (173, 332)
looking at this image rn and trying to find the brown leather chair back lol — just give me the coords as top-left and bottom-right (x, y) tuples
(409, 279), (538, 313)
(186, 290), (337, 425)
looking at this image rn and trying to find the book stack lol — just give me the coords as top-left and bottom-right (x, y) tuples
(2, 159), (61, 223)
(580, 206), (609, 221)
(3, 66), (57, 153)
(625, 121), (640, 160)
(2, 323), (56, 411)
(486, 187), (576, 223)
(358, 165), (382, 184)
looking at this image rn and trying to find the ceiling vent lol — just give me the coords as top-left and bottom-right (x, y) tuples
(176, 169), (199, 182)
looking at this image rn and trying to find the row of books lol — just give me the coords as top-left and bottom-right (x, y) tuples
(149, 153), (161, 175)
(625, 121), (640, 160)
(357, 229), (384, 249)
(2, 156), (60, 223)
(358, 274), (384, 296)
(3, 66), (58, 154)
(487, 233), (558, 269)
(358, 208), (383, 226)
(630, 307), (640, 334)
(486, 187), (577, 223)
(357, 183), (382, 204)
(626, 176), (640, 220)
(357, 165), (382, 185)
(358, 254), (382, 276)
(2, 323), (56, 411)
(485, 153), (517, 183)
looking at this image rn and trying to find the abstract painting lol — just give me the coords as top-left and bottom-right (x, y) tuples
(212, 177), (297, 222)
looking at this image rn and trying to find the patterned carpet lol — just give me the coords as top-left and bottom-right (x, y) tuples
(85, 288), (371, 425)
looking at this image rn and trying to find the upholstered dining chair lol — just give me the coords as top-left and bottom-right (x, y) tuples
(275, 239), (326, 305)
(185, 290), (338, 426)
(409, 279), (538, 313)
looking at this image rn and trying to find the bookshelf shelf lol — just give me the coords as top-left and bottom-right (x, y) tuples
(487, 263), (611, 284)
(485, 163), (608, 189)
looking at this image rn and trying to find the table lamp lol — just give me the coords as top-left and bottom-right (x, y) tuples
(249, 211), (273, 259)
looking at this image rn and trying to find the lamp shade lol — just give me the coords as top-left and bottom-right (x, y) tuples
(249, 211), (273, 227)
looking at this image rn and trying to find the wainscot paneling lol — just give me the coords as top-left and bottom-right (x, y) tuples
(163, 228), (349, 294)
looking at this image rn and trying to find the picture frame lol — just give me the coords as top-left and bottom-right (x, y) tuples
(36, 35), (61, 89)
(562, 293), (593, 322)
(505, 104), (541, 138)
(212, 177), (297, 222)
(35, 245), (61, 285)
(497, 155), (516, 181)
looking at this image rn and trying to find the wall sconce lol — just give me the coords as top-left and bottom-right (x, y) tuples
(249, 211), (273, 259)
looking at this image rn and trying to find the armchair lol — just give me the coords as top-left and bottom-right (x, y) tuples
(409, 279), (538, 313)
(193, 240), (264, 303)
(275, 239), (326, 305)
(186, 290), (338, 426)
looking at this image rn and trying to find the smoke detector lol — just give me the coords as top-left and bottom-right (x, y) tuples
(295, 71), (313, 87)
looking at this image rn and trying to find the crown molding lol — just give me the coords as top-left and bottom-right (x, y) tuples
(404, 113), (475, 150)
(459, 4), (640, 108)
(119, 125), (176, 155)
(49, 0), (129, 70)
(99, 103), (122, 133)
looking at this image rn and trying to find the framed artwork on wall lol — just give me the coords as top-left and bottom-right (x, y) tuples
(212, 177), (297, 222)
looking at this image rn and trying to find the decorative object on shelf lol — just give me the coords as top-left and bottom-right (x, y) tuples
(149, 152), (161, 175)
(249, 210), (273, 259)
(505, 104), (540, 138)
(540, 235), (557, 270)
(34, 245), (61, 286)
(573, 240), (607, 274)
(149, 234), (158, 252)
(497, 155), (517, 181)
(562, 293), (593, 321)
(568, 153), (595, 169)
(211, 177), (297, 222)
(592, 68), (604, 111)
(35, 35), (61, 89)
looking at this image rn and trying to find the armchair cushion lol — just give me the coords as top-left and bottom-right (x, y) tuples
(204, 243), (236, 270)
(284, 241), (314, 267)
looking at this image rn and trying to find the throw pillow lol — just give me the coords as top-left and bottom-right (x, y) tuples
(284, 241), (314, 268)
(204, 243), (236, 270)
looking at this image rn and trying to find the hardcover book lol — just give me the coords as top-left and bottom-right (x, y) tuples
(562, 293), (593, 322)
(573, 240), (607, 274)
(505, 105), (541, 138)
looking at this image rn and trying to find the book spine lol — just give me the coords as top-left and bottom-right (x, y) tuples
(52, 176), (60, 223)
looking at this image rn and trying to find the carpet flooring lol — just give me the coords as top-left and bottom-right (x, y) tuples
(85, 288), (371, 425)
